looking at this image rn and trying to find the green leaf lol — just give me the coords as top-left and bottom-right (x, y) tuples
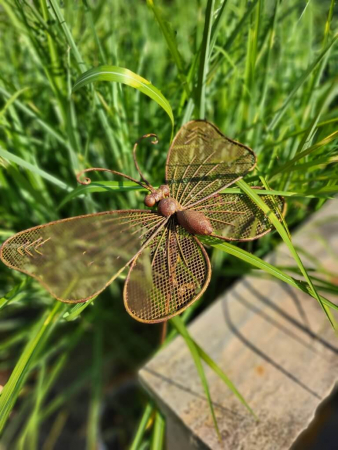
(73, 65), (174, 134)
(0, 302), (65, 433)
(170, 316), (221, 441)
(270, 130), (338, 178)
(194, 343), (255, 417)
(49, 0), (123, 168)
(207, 0), (259, 81)
(130, 402), (154, 450)
(171, 315), (254, 416)
(200, 237), (338, 312)
(209, 0), (229, 54)
(267, 33), (338, 131)
(220, 187), (336, 199)
(58, 180), (146, 209)
(236, 179), (336, 329)
(0, 88), (29, 121)
(0, 279), (29, 310)
(87, 329), (102, 450)
(0, 87), (73, 152)
(146, 0), (190, 96)
(63, 297), (97, 321)
(150, 410), (165, 450)
(0, 147), (69, 190)
(196, 0), (215, 118)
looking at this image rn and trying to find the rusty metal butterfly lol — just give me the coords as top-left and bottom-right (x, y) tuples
(0, 120), (285, 323)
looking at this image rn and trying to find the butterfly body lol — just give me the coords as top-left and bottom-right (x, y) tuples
(0, 120), (285, 323)
(157, 197), (180, 217)
(176, 210), (213, 236)
(153, 193), (213, 235)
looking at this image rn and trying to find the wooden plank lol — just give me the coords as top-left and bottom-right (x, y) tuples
(139, 201), (338, 449)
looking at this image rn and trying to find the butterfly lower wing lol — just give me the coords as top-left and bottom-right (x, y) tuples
(124, 219), (211, 323)
(0, 210), (166, 302)
(190, 190), (285, 241)
(165, 120), (256, 208)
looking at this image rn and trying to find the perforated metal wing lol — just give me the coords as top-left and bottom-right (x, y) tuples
(190, 190), (285, 241)
(0, 211), (166, 302)
(124, 219), (211, 323)
(166, 120), (256, 208)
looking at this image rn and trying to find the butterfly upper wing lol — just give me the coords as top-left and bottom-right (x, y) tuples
(166, 120), (256, 208)
(190, 190), (285, 241)
(124, 219), (211, 323)
(0, 210), (167, 302)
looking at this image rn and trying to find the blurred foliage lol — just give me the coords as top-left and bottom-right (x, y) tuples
(0, 0), (338, 448)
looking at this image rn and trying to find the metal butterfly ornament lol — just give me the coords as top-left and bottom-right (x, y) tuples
(0, 120), (285, 323)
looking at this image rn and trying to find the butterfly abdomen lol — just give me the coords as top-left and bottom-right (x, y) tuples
(176, 210), (213, 236)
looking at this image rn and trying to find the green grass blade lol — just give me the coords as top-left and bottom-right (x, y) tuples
(230, 179), (336, 328)
(73, 65), (174, 134)
(199, 237), (338, 312)
(58, 180), (146, 208)
(195, 342), (255, 417)
(196, 0), (215, 118)
(273, 156), (338, 174)
(168, 313), (254, 415)
(0, 88), (29, 120)
(0, 87), (72, 150)
(86, 329), (102, 450)
(146, 0), (190, 97)
(220, 187), (336, 199)
(170, 316), (221, 441)
(291, 83), (337, 158)
(40, 369), (91, 422)
(0, 302), (65, 433)
(39, 0), (64, 93)
(270, 129), (338, 178)
(150, 410), (165, 450)
(209, 0), (229, 54)
(0, 148), (69, 190)
(63, 297), (97, 321)
(207, 0), (259, 81)
(267, 33), (338, 131)
(130, 402), (154, 450)
(48, 0), (85, 72)
(257, 0), (279, 115)
(0, 279), (28, 310)
(48, 0), (122, 167)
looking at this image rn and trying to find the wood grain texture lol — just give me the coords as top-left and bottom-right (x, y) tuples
(139, 200), (338, 449)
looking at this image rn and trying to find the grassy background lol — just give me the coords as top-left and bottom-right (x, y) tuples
(0, 0), (338, 448)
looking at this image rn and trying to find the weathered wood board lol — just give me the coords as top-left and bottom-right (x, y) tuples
(139, 201), (338, 449)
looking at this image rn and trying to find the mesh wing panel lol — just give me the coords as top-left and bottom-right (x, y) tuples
(190, 191), (285, 241)
(124, 220), (211, 323)
(0, 210), (166, 302)
(165, 120), (256, 207)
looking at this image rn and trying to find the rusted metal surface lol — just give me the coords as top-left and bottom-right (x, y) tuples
(165, 120), (257, 206)
(0, 210), (166, 303)
(124, 221), (212, 323)
(139, 199), (338, 449)
(1, 120), (284, 323)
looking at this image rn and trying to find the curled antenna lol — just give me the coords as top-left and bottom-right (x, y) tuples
(76, 167), (150, 190)
(133, 134), (158, 190)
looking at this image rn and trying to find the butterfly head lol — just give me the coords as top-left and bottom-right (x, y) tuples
(144, 185), (182, 218)
(144, 185), (170, 208)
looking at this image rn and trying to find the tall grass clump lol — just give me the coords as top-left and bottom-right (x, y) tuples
(0, 0), (337, 447)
